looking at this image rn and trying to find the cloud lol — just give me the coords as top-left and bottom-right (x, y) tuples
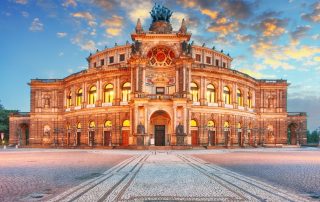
(106, 28), (121, 36)
(62, 0), (77, 7)
(301, 2), (320, 22)
(21, 11), (29, 17)
(314, 56), (320, 62)
(177, 0), (213, 9)
(235, 34), (254, 42)
(238, 68), (276, 79)
(71, 31), (97, 51)
(201, 9), (219, 19)
(119, 0), (153, 24)
(15, 0), (27, 4)
(290, 25), (311, 41)
(312, 34), (320, 40)
(72, 12), (96, 27)
(207, 19), (239, 36)
(255, 18), (287, 37)
(29, 18), (44, 32)
(218, 0), (254, 19)
(92, 0), (118, 10)
(101, 15), (123, 27)
(57, 32), (67, 38)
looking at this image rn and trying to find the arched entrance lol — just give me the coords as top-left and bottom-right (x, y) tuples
(19, 123), (29, 146)
(150, 110), (171, 146)
(288, 123), (298, 145)
(121, 120), (130, 146)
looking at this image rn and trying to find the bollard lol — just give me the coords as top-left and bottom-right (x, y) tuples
(3, 145), (6, 149)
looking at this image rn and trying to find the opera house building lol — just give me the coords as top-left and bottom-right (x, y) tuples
(9, 4), (307, 148)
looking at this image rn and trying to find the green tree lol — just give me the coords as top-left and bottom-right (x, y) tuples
(0, 101), (18, 143)
(307, 129), (319, 144)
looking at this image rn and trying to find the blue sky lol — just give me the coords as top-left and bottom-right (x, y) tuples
(0, 0), (319, 131)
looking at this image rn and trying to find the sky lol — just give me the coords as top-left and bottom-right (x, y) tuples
(0, 0), (319, 131)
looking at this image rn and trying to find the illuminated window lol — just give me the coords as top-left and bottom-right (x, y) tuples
(190, 119), (197, 127)
(237, 123), (241, 129)
(89, 121), (95, 128)
(122, 82), (131, 102)
(88, 86), (97, 105)
(104, 120), (112, 127)
(247, 92), (253, 108)
(66, 92), (72, 108)
(77, 122), (81, 129)
(123, 120), (130, 127)
(190, 82), (199, 102)
(206, 84), (215, 103)
(104, 84), (114, 103)
(224, 121), (230, 128)
(207, 120), (215, 127)
(237, 89), (243, 106)
(223, 87), (231, 104)
(76, 89), (82, 106)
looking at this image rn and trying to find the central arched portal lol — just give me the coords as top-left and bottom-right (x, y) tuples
(150, 110), (171, 146)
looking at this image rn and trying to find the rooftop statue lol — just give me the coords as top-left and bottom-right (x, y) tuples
(150, 3), (173, 23)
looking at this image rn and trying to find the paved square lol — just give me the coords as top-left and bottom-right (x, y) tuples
(0, 148), (319, 201)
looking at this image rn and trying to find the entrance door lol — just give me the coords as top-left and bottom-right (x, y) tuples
(89, 131), (95, 146)
(122, 131), (129, 146)
(104, 131), (111, 146)
(209, 131), (216, 145)
(192, 130), (198, 146)
(155, 125), (165, 146)
(77, 132), (81, 146)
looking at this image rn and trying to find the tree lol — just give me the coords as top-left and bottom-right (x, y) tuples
(0, 100), (18, 143)
(307, 129), (319, 144)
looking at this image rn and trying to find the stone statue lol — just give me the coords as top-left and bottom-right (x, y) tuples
(150, 3), (173, 23)
(181, 41), (188, 53)
(131, 41), (142, 55)
(176, 123), (184, 135)
(137, 123), (145, 134)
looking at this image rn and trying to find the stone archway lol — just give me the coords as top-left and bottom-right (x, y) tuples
(150, 110), (171, 146)
(288, 123), (298, 145)
(19, 123), (29, 146)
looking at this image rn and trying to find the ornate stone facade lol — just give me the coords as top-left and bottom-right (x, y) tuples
(9, 5), (307, 148)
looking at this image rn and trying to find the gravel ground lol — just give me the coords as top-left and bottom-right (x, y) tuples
(194, 148), (320, 200)
(0, 149), (132, 201)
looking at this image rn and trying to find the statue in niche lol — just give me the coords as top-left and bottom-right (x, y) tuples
(182, 41), (188, 54)
(267, 96), (275, 108)
(131, 41), (142, 55)
(44, 96), (50, 108)
(137, 123), (145, 134)
(176, 123), (184, 135)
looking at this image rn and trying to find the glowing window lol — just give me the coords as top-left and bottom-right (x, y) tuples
(123, 120), (130, 127)
(247, 92), (253, 108)
(207, 120), (215, 127)
(237, 89), (243, 106)
(237, 123), (241, 129)
(122, 82), (131, 102)
(104, 120), (112, 127)
(104, 84), (114, 103)
(77, 122), (82, 129)
(88, 86), (97, 105)
(89, 121), (95, 128)
(76, 89), (82, 106)
(147, 46), (175, 66)
(66, 92), (72, 108)
(224, 121), (230, 128)
(206, 84), (215, 103)
(223, 87), (231, 104)
(190, 82), (199, 102)
(190, 119), (197, 127)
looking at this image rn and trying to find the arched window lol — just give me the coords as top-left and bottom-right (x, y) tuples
(77, 122), (82, 129)
(224, 121), (230, 128)
(123, 120), (130, 127)
(190, 82), (199, 102)
(237, 122), (241, 129)
(88, 86), (97, 105)
(207, 120), (215, 127)
(206, 84), (215, 103)
(237, 89), (243, 106)
(122, 82), (131, 102)
(104, 84), (114, 103)
(104, 120), (112, 127)
(76, 89), (82, 106)
(190, 119), (197, 127)
(89, 121), (95, 128)
(66, 92), (72, 108)
(223, 87), (231, 104)
(247, 92), (252, 108)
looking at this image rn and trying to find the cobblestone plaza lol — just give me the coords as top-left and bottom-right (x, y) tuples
(0, 148), (319, 201)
